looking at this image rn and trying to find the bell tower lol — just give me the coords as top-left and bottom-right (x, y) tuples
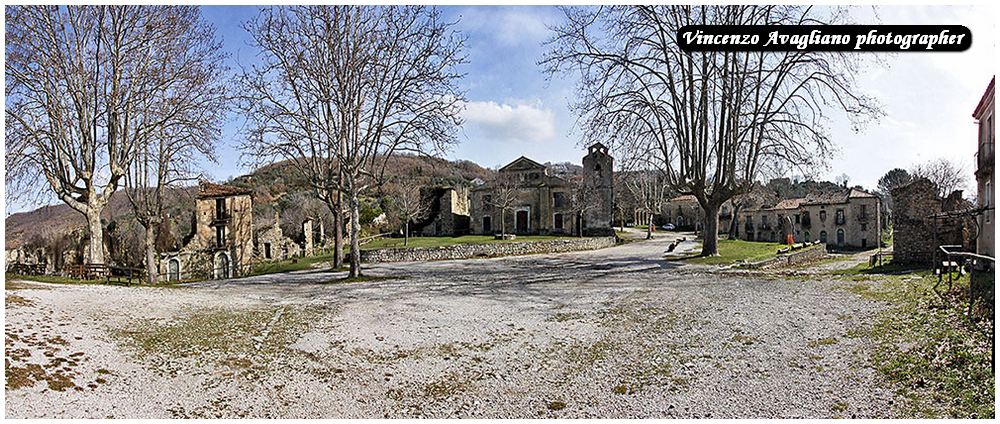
(581, 143), (614, 236)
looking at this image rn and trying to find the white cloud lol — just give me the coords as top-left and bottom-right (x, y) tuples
(462, 100), (556, 142)
(457, 6), (556, 47)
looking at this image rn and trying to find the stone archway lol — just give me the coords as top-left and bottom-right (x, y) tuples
(168, 258), (180, 281)
(215, 252), (230, 280)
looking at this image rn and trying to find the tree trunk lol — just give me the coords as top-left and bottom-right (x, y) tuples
(404, 221), (409, 246)
(348, 185), (362, 278)
(646, 212), (653, 239)
(333, 191), (344, 269)
(701, 204), (721, 256)
(500, 209), (506, 237)
(85, 209), (105, 264)
(144, 224), (157, 285)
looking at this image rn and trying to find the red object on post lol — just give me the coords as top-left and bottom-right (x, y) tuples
(786, 234), (794, 245)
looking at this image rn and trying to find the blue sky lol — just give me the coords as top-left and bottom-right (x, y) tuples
(6, 5), (996, 214)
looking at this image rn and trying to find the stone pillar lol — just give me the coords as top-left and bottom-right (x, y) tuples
(303, 218), (314, 257)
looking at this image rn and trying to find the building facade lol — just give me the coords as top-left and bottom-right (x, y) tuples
(739, 188), (880, 249)
(159, 181), (254, 281)
(469, 143), (614, 236)
(974, 77), (994, 259)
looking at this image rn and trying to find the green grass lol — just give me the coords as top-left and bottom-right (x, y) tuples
(360, 235), (579, 250)
(682, 239), (786, 265)
(250, 253), (345, 275)
(834, 263), (994, 418)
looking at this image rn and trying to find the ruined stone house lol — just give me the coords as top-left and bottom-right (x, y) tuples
(891, 178), (975, 265)
(254, 211), (302, 261)
(411, 186), (471, 237)
(159, 181), (254, 281)
(469, 143), (614, 236)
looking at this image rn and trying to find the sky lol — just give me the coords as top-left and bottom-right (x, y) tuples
(6, 5), (997, 215)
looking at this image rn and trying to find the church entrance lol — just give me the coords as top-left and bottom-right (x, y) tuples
(515, 210), (529, 233)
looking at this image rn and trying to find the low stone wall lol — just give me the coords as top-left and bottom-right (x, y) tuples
(747, 244), (828, 269)
(359, 236), (617, 264)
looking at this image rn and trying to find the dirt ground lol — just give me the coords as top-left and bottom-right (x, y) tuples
(5, 234), (897, 418)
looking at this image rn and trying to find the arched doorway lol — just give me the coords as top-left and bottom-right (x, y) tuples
(215, 252), (230, 280)
(836, 229), (845, 247)
(820, 231), (828, 244)
(168, 258), (180, 281)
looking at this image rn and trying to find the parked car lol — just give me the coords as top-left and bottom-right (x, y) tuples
(662, 223), (675, 231)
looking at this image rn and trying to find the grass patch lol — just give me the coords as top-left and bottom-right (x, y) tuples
(835, 262), (994, 418)
(361, 235), (581, 250)
(251, 254), (345, 275)
(682, 239), (786, 265)
(113, 305), (322, 374)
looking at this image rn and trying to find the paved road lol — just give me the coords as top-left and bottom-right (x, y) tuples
(5, 235), (894, 418)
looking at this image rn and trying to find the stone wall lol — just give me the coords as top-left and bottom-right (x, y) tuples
(359, 236), (617, 264)
(891, 178), (973, 265)
(749, 243), (828, 269)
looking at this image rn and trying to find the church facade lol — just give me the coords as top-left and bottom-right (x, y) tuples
(469, 143), (614, 237)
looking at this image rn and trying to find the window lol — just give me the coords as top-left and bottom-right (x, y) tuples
(820, 210), (827, 221)
(553, 192), (566, 208)
(530, 172), (540, 180)
(554, 213), (564, 230)
(483, 195), (493, 210)
(861, 223), (867, 231)
(216, 225), (226, 247)
(215, 198), (227, 220)
(820, 231), (828, 243)
(860, 204), (868, 219)
(795, 214), (801, 224)
(804, 231), (811, 241)
(835, 209), (845, 225)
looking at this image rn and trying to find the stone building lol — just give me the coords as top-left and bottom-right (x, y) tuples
(738, 188), (880, 249)
(159, 181), (254, 281)
(974, 77), (994, 259)
(661, 195), (734, 233)
(412, 186), (471, 236)
(891, 178), (975, 265)
(254, 211), (301, 261)
(469, 143), (614, 236)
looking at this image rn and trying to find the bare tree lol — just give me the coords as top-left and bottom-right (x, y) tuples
(911, 158), (968, 198)
(622, 169), (668, 239)
(487, 174), (520, 238)
(238, 6), (466, 277)
(6, 6), (226, 265)
(541, 5), (880, 256)
(384, 182), (429, 246)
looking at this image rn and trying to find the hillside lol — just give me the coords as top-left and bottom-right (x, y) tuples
(5, 154), (495, 251)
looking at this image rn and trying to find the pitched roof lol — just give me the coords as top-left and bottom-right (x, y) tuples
(801, 190), (849, 205)
(197, 181), (252, 199)
(973, 77), (995, 119)
(848, 188), (877, 199)
(498, 156), (546, 173)
(767, 198), (804, 210)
